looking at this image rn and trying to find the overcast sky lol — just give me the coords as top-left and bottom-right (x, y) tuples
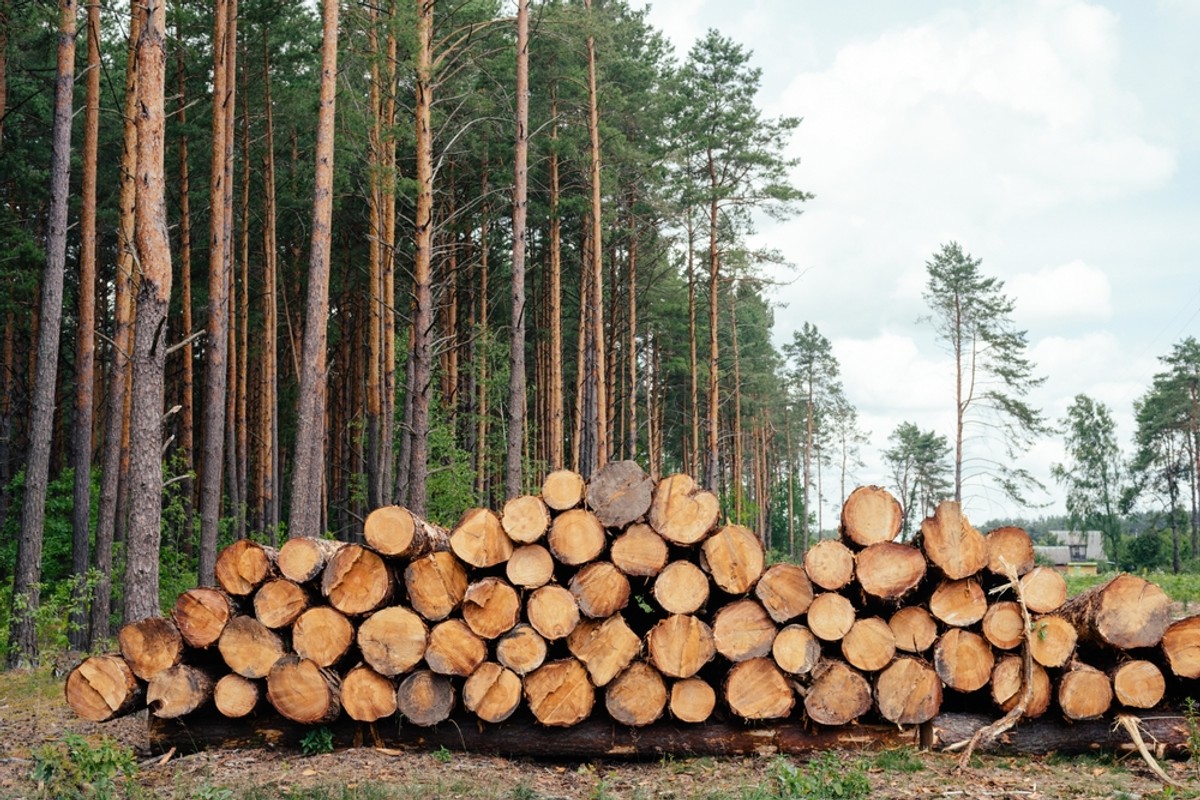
(628, 0), (1200, 526)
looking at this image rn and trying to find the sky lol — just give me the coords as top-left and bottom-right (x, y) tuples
(631, 0), (1200, 526)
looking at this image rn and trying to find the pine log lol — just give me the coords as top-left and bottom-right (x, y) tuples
(1162, 615), (1200, 678)
(982, 601), (1025, 650)
(547, 508), (606, 566)
(933, 629), (994, 693)
(524, 658), (595, 727)
(841, 616), (896, 673)
(610, 523), (669, 577)
(874, 656), (942, 725)
(507, 544), (555, 589)
(463, 662), (522, 723)
(277, 537), (345, 584)
(803, 539), (855, 592)
(396, 670), (455, 726)
(804, 660), (872, 727)
(669, 677), (716, 724)
(1028, 614), (1077, 668)
(990, 655), (1051, 719)
(1112, 659), (1166, 709)
(462, 577), (521, 639)
(772, 624), (821, 677)
(425, 619), (486, 677)
(363, 505), (449, 559)
(292, 606), (355, 668)
(648, 473), (719, 545)
(266, 655), (341, 724)
(65, 654), (145, 722)
(606, 661), (667, 726)
(1057, 661), (1113, 721)
(527, 584), (580, 640)
(215, 539), (279, 596)
(569, 562), (631, 618)
(1060, 573), (1171, 650)
(652, 560), (710, 615)
(321, 543), (394, 616)
(855, 542), (926, 602)
(218, 615), (286, 679)
(501, 495), (552, 543)
(753, 563), (813, 623)
(725, 657), (794, 720)
(213, 673), (261, 718)
(147, 664), (214, 719)
(118, 616), (184, 681)
(701, 524), (764, 595)
(919, 501), (987, 580)
(646, 614), (715, 679)
(171, 587), (234, 649)
(542, 469), (585, 511)
(840, 485), (902, 547)
(985, 526), (1035, 577)
(929, 578), (987, 627)
(586, 459), (654, 528)
(253, 578), (310, 629)
(357, 606), (428, 676)
(340, 664), (397, 722)
(807, 592), (856, 642)
(566, 615), (641, 687)
(888, 606), (938, 654)
(497, 624), (547, 676)
(450, 507), (513, 568)
(712, 599), (776, 662)
(1018, 566), (1067, 614)
(404, 551), (468, 622)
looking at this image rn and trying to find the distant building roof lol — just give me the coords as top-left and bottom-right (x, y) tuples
(1035, 530), (1106, 566)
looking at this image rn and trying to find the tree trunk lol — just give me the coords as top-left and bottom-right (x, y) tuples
(260, 27), (279, 536)
(583, 0), (606, 476)
(705, 153), (720, 494)
(505, 0), (529, 499)
(176, 14), (196, 554)
(547, 82), (564, 470)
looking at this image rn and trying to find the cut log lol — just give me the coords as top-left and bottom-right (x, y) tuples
(1060, 573), (1172, 650)
(1162, 615), (1200, 678)
(396, 670), (455, 726)
(610, 523), (669, 577)
(841, 616), (896, 673)
(990, 655), (1051, 719)
(804, 660), (872, 727)
(524, 658), (595, 727)
(982, 601), (1025, 650)
(652, 560), (710, 615)
(874, 656), (942, 725)
(357, 606), (428, 676)
(218, 615), (286, 679)
(840, 485), (902, 547)
(424, 619), (487, 677)
(569, 562), (631, 618)
(646, 614), (716, 679)
(725, 657), (795, 721)
(919, 501), (987, 580)
(701, 524), (765, 595)
(932, 629), (994, 693)
(985, 526), (1034, 577)
(803, 539), (855, 592)
(1112, 659), (1166, 709)
(147, 664), (214, 719)
(648, 473), (719, 545)
(586, 459), (654, 529)
(1028, 614), (1077, 669)
(1057, 661), (1113, 721)
(363, 505), (449, 558)
(292, 606), (355, 668)
(277, 537), (345, 584)
(267, 655), (341, 724)
(1018, 566), (1067, 614)
(606, 661), (667, 726)
(527, 584), (580, 640)
(462, 577), (521, 639)
(463, 662), (522, 723)
(547, 508), (606, 566)
(753, 563), (813, 623)
(928, 578), (987, 627)
(712, 599), (776, 662)
(340, 664), (397, 722)
(566, 615), (641, 687)
(507, 544), (555, 589)
(807, 592), (856, 642)
(497, 623), (548, 676)
(669, 677), (716, 724)
(213, 673), (261, 718)
(117, 616), (183, 681)
(321, 543), (393, 616)
(253, 579), (310, 629)
(888, 606), (938, 654)
(171, 587), (234, 649)
(772, 624), (821, 677)
(855, 542), (926, 602)
(215, 539), (278, 596)
(404, 551), (468, 622)
(450, 507), (513, 569)
(65, 655), (145, 722)
(501, 494), (551, 544)
(542, 469), (585, 511)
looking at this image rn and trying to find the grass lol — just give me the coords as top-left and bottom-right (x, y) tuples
(1065, 570), (1200, 607)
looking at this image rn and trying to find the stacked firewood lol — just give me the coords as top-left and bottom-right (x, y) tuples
(66, 461), (1200, 743)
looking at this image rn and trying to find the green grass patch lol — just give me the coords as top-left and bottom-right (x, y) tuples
(873, 746), (924, 773)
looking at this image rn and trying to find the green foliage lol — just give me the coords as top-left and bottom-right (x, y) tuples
(1051, 394), (1124, 563)
(873, 747), (924, 773)
(431, 745), (453, 764)
(30, 734), (137, 800)
(1185, 697), (1200, 763)
(769, 754), (870, 800)
(883, 422), (952, 539)
(299, 727), (335, 757)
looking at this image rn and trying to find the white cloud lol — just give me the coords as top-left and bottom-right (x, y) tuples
(1009, 259), (1112, 324)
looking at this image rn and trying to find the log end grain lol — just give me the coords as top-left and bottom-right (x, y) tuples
(874, 657), (942, 725)
(888, 606), (938, 654)
(586, 460), (654, 529)
(321, 544), (393, 616)
(610, 523), (669, 577)
(700, 524), (764, 595)
(171, 588), (233, 649)
(1113, 659), (1166, 709)
(358, 606), (428, 676)
(803, 539), (855, 592)
(772, 624), (822, 677)
(1162, 615), (1200, 678)
(569, 562), (631, 619)
(502, 494), (552, 543)
(65, 655), (144, 722)
(725, 657), (794, 721)
(117, 616), (183, 681)
(653, 561), (710, 615)
(404, 551), (469, 622)
(567, 615), (641, 687)
(919, 501), (987, 580)
(605, 661), (667, 726)
(840, 485), (902, 547)
(542, 469), (586, 511)
(463, 662), (522, 723)
(341, 665), (398, 723)
(266, 656), (341, 724)
(712, 599), (777, 663)
(646, 614), (715, 679)
(524, 658), (595, 727)
(928, 578), (987, 628)
(805, 660), (872, 727)
(669, 677), (716, 724)
(147, 664), (214, 719)
(396, 670), (455, 727)
(985, 526), (1035, 577)
(648, 473), (719, 545)
(754, 563), (814, 624)
(855, 542), (925, 602)
(215, 540), (277, 596)
(933, 629), (994, 693)
(292, 606), (355, 668)
(450, 508), (513, 569)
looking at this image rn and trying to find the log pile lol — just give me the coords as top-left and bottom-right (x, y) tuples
(66, 464), (1200, 759)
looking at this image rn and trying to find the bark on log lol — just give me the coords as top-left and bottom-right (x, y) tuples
(1018, 566), (1068, 614)
(547, 508), (606, 566)
(700, 524), (764, 595)
(855, 542), (925, 602)
(321, 544), (393, 616)
(807, 592), (856, 642)
(524, 658), (594, 727)
(919, 501), (987, 580)
(1112, 659), (1166, 710)
(839, 485), (902, 547)
(804, 659), (872, 727)
(1057, 661), (1113, 721)
(610, 523), (669, 577)
(712, 599), (776, 662)
(213, 673), (261, 718)
(841, 616), (896, 673)
(292, 606), (355, 668)
(985, 526), (1034, 577)
(462, 577), (521, 639)
(171, 588), (234, 649)
(65, 654), (145, 722)
(266, 655), (341, 724)
(425, 619), (486, 676)
(933, 629), (994, 693)
(253, 579), (310, 629)
(215, 540), (279, 596)
(570, 562), (631, 619)
(874, 656), (942, 725)
(653, 561), (710, 615)
(586, 459), (653, 529)
(501, 495), (552, 543)
(450, 507), (513, 569)
(118, 616), (184, 680)
(340, 664), (397, 723)
(753, 563), (813, 623)
(567, 615), (641, 687)
(404, 551), (468, 622)
(277, 537), (345, 584)
(648, 473), (719, 545)
(1060, 573), (1171, 650)
(497, 623), (548, 676)
(1162, 615), (1200, 678)
(363, 505), (449, 559)
(772, 624), (821, 677)
(888, 606), (937, 654)
(542, 469), (585, 511)
(646, 614), (715, 679)
(357, 606), (428, 676)
(725, 657), (794, 720)
(982, 601), (1025, 650)
(990, 655), (1050, 719)
(605, 661), (667, 726)
(669, 677), (716, 724)
(463, 662), (522, 723)
(803, 540), (855, 592)
(507, 544), (555, 589)
(396, 669), (455, 726)
(527, 584), (580, 640)
(147, 664), (214, 719)
(1028, 614), (1077, 669)
(929, 578), (987, 627)
(218, 615), (286, 679)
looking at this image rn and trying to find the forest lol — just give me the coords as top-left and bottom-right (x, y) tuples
(1, 0), (1199, 671)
